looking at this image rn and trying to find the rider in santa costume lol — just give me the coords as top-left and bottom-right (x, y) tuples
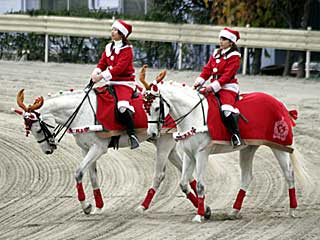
(91, 19), (139, 149)
(194, 27), (242, 147)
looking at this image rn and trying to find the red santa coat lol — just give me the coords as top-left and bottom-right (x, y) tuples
(96, 42), (135, 103)
(200, 48), (241, 104)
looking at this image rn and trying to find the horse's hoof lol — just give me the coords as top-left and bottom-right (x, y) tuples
(83, 203), (92, 215)
(204, 206), (211, 220)
(289, 208), (296, 218)
(135, 205), (146, 213)
(192, 214), (202, 223)
(228, 209), (241, 220)
(92, 207), (103, 215)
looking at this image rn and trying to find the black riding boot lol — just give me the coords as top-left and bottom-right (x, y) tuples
(224, 112), (242, 147)
(119, 109), (140, 149)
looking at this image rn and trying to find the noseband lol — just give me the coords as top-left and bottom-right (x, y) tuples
(24, 111), (57, 149)
(147, 95), (171, 126)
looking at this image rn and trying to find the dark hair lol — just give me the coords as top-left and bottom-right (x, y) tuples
(215, 43), (240, 58)
(118, 30), (130, 46)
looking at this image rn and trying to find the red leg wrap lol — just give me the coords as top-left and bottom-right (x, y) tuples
(93, 189), (104, 209)
(289, 188), (297, 209)
(141, 188), (156, 209)
(233, 189), (246, 210)
(187, 192), (198, 208)
(198, 196), (205, 216)
(76, 182), (85, 202)
(189, 179), (198, 197)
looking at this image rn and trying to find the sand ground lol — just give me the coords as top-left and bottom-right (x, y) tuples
(0, 61), (319, 240)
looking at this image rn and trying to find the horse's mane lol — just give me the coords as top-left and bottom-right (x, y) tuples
(45, 89), (84, 100)
(160, 81), (197, 99)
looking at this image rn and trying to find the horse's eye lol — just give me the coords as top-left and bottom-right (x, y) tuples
(36, 129), (42, 134)
(155, 107), (160, 112)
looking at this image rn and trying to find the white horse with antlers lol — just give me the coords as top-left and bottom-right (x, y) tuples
(140, 69), (306, 222)
(12, 69), (210, 217)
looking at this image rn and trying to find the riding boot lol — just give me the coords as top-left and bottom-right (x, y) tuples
(224, 112), (242, 147)
(119, 109), (140, 149)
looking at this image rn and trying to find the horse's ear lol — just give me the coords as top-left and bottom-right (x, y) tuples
(156, 70), (166, 83)
(139, 64), (151, 90)
(17, 89), (28, 112)
(28, 96), (44, 111)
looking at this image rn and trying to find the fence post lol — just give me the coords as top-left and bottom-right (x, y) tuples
(178, 42), (182, 70)
(305, 26), (312, 79)
(242, 24), (250, 75)
(45, 34), (49, 63)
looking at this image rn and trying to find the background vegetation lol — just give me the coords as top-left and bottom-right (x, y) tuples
(0, 0), (317, 76)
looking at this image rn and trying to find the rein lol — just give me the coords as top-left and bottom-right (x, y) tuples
(26, 111), (57, 148)
(149, 92), (206, 128)
(54, 80), (94, 143)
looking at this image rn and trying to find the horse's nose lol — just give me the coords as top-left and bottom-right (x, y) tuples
(152, 132), (157, 138)
(45, 150), (53, 155)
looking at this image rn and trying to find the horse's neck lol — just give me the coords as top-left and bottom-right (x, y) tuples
(40, 91), (96, 127)
(160, 83), (208, 132)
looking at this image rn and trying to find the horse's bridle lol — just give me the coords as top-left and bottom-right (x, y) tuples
(24, 111), (57, 150)
(147, 94), (171, 127)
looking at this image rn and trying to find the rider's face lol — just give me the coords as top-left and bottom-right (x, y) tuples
(219, 37), (233, 49)
(111, 28), (122, 41)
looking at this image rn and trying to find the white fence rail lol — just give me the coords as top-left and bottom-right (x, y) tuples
(1, 14), (320, 77)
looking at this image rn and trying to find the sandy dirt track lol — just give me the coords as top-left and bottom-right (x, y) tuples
(0, 61), (320, 240)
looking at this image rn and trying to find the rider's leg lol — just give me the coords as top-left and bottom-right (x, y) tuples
(221, 104), (241, 147)
(117, 102), (139, 149)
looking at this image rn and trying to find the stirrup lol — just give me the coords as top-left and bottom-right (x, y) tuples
(129, 135), (140, 149)
(231, 134), (241, 147)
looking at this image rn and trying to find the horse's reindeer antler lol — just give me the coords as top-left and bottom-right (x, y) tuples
(139, 64), (167, 90)
(17, 89), (28, 112)
(17, 89), (44, 112)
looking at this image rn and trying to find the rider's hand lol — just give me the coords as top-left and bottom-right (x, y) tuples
(91, 68), (102, 83)
(198, 85), (213, 95)
(193, 77), (205, 90)
(198, 81), (221, 95)
(92, 74), (103, 83)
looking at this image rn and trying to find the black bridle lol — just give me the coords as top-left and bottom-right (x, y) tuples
(24, 111), (57, 150)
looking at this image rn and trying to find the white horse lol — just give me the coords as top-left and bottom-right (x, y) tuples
(141, 75), (305, 223)
(12, 79), (204, 215)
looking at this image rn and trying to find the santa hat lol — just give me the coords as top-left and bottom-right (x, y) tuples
(112, 19), (132, 38)
(219, 27), (240, 43)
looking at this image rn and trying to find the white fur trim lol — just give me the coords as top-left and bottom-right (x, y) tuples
(101, 69), (112, 81)
(210, 81), (221, 93)
(112, 21), (129, 37)
(221, 83), (239, 93)
(195, 77), (205, 85)
(117, 101), (135, 113)
(219, 29), (237, 43)
(221, 104), (240, 114)
(105, 43), (112, 57)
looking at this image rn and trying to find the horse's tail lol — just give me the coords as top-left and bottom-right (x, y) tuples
(290, 150), (311, 189)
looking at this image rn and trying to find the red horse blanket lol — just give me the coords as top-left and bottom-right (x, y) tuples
(206, 92), (297, 151)
(95, 87), (176, 135)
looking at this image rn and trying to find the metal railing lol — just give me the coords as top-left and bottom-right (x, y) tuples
(1, 14), (319, 77)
